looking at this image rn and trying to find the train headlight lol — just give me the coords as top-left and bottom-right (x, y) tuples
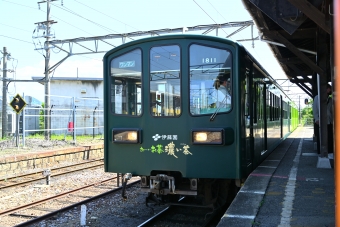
(127, 131), (137, 140)
(195, 132), (208, 141)
(192, 129), (224, 145)
(112, 128), (141, 144)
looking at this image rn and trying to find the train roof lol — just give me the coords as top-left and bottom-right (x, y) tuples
(104, 34), (237, 57)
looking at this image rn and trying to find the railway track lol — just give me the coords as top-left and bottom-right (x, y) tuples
(0, 159), (235, 227)
(138, 198), (225, 227)
(0, 159), (104, 189)
(0, 176), (140, 227)
(1, 179), (234, 227)
(0, 159), (116, 227)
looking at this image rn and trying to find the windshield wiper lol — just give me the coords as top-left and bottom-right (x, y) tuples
(209, 96), (227, 121)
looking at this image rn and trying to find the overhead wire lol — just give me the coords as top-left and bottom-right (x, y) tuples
(50, 3), (120, 34)
(39, 4), (108, 56)
(57, 1), (138, 43)
(1, 0), (94, 52)
(192, 0), (269, 82)
(192, 0), (220, 26)
(0, 23), (32, 33)
(1, 0), (37, 9)
(2, 0), (96, 38)
(206, 0), (229, 36)
(73, 0), (140, 31)
(3, 0), (45, 55)
(1, 1), (103, 81)
(203, 1), (297, 96)
(49, 14), (95, 36)
(32, 39), (45, 57)
(0, 35), (33, 44)
(50, 2), (128, 46)
(201, 0), (266, 69)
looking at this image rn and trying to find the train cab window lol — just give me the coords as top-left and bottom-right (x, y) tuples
(189, 44), (232, 115)
(149, 45), (181, 117)
(110, 49), (142, 116)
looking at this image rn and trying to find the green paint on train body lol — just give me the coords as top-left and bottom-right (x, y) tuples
(103, 34), (298, 181)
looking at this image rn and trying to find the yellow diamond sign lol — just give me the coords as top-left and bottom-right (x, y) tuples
(10, 94), (27, 114)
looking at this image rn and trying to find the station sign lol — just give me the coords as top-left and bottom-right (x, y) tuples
(9, 94), (27, 114)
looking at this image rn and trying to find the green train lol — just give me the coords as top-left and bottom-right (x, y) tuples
(103, 34), (298, 207)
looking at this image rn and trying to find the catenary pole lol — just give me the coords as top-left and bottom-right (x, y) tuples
(36, 0), (56, 140)
(35, 0), (57, 140)
(44, 0), (51, 140)
(2, 47), (7, 139)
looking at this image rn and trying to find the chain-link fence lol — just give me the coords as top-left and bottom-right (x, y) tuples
(2, 95), (104, 143)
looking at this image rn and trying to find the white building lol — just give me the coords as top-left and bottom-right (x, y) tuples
(32, 77), (104, 136)
(32, 76), (103, 99)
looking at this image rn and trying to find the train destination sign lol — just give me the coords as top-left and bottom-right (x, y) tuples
(119, 61), (135, 68)
(10, 94), (27, 114)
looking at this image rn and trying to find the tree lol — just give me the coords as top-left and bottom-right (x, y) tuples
(39, 102), (45, 133)
(301, 99), (313, 125)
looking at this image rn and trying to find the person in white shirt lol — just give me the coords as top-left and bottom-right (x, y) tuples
(213, 73), (231, 109)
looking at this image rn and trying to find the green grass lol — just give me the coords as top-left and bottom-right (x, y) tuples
(0, 133), (104, 157)
(28, 133), (103, 142)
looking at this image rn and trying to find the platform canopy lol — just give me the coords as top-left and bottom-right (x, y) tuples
(242, 0), (333, 98)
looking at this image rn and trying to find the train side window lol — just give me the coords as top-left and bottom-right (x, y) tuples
(189, 44), (232, 115)
(150, 45), (181, 117)
(267, 91), (270, 121)
(110, 48), (142, 116)
(253, 82), (258, 124)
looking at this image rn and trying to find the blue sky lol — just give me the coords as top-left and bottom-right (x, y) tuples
(0, 0), (307, 104)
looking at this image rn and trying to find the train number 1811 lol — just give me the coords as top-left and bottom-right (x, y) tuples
(202, 58), (217, 64)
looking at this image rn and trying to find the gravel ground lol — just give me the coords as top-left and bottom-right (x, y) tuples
(30, 184), (168, 227)
(0, 164), (168, 227)
(0, 138), (170, 227)
(0, 137), (103, 157)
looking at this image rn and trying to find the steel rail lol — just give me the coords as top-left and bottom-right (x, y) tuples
(137, 206), (171, 227)
(1, 158), (103, 182)
(137, 197), (222, 227)
(0, 177), (118, 217)
(13, 180), (140, 227)
(0, 160), (104, 190)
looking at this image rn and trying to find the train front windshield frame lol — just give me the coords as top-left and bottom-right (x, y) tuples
(189, 44), (232, 115)
(110, 49), (142, 116)
(150, 45), (181, 117)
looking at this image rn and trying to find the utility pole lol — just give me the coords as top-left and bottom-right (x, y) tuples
(35, 0), (57, 140)
(2, 47), (8, 138)
(45, 0), (51, 141)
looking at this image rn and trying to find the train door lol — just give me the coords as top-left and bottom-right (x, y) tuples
(245, 68), (253, 174)
(253, 80), (266, 163)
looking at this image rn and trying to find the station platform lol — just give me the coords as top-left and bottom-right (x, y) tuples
(217, 126), (335, 227)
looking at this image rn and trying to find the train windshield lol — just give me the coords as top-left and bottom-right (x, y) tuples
(150, 45), (181, 117)
(189, 44), (232, 115)
(110, 49), (142, 115)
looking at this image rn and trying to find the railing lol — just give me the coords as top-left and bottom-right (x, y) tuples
(6, 95), (104, 145)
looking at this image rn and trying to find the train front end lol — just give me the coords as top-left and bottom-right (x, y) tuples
(104, 35), (244, 206)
